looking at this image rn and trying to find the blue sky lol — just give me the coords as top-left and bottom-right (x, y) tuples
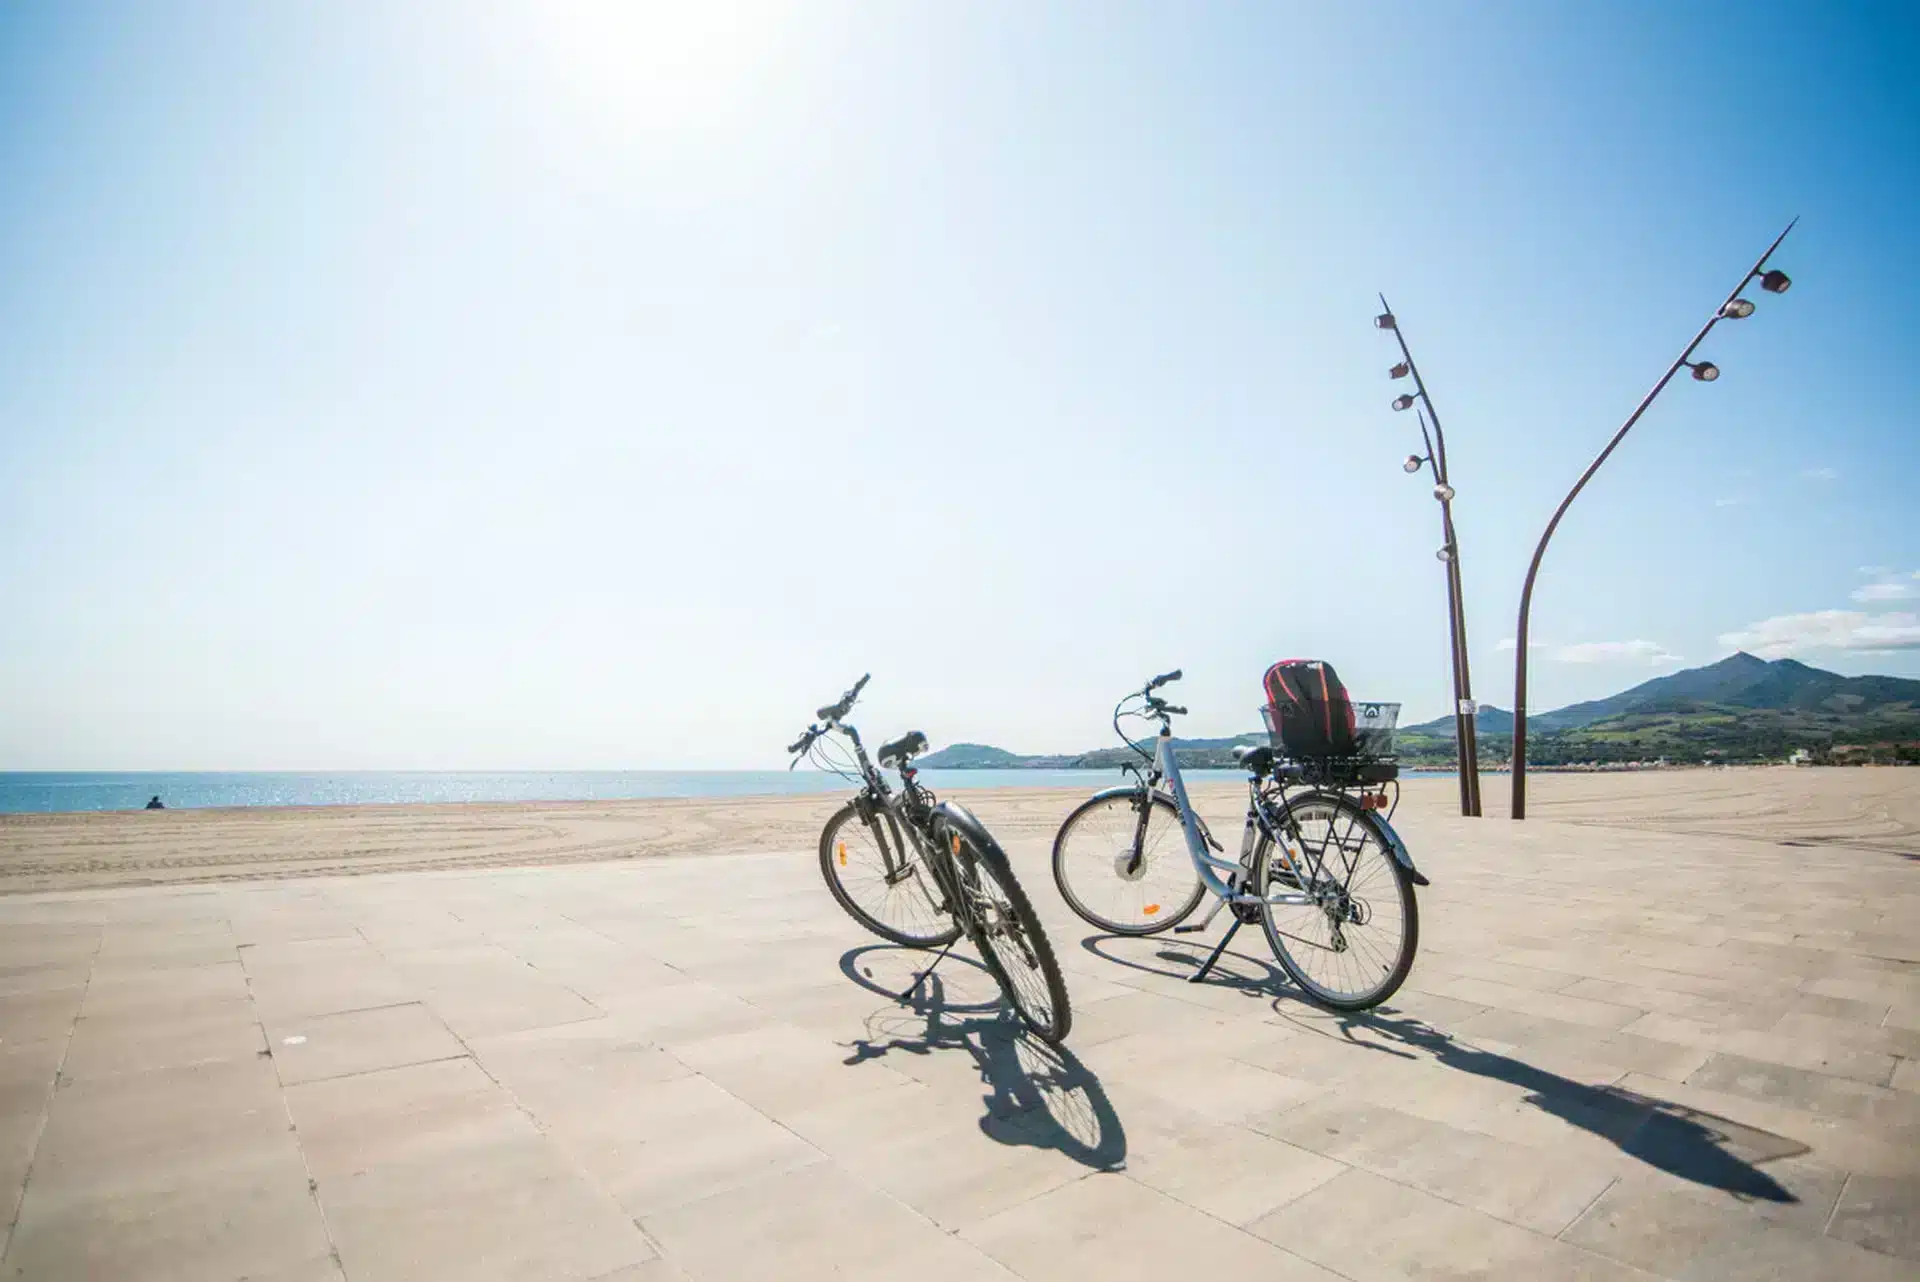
(1, 1), (1915, 769)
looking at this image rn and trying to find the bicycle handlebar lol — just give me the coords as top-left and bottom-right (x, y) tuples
(1145, 669), (1183, 692)
(1159, 703), (1188, 716)
(816, 673), (870, 723)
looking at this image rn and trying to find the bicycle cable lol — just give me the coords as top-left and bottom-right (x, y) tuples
(1111, 692), (1160, 767)
(802, 732), (866, 785)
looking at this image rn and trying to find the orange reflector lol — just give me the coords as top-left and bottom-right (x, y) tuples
(836, 842), (848, 867)
(950, 832), (962, 855)
(1143, 903), (1161, 915)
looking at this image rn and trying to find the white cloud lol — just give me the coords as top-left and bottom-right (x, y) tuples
(1853, 581), (1918, 603)
(1801, 466), (1839, 481)
(1858, 565), (1891, 577)
(1498, 637), (1679, 664)
(1713, 497), (1746, 508)
(1718, 610), (1920, 659)
(1553, 640), (1682, 666)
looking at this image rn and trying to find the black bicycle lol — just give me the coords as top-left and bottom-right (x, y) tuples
(791, 675), (1072, 1043)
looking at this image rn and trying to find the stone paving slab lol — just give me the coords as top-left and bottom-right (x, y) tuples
(0, 800), (1915, 1280)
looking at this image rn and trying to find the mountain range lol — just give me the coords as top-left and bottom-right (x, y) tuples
(1404, 650), (1920, 736)
(918, 653), (1920, 769)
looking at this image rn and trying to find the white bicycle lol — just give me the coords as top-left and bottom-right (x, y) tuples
(1050, 669), (1428, 1011)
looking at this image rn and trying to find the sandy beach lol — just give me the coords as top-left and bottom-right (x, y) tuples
(0, 766), (1913, 895)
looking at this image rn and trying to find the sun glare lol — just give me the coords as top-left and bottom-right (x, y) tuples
(523, 0), (787, 130)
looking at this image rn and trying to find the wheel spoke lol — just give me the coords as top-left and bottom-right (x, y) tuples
(963, 845), (1066, 1040)
(1259, 798), (1416, 1009)
(1054, 794), (1204, 933)
(825, 809), (955, 947)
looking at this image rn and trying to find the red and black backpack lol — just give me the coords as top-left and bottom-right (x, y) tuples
(1263, 659), (1359, 759)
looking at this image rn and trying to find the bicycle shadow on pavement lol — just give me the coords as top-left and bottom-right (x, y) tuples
(1082, 931), (1799, 1204)
(1283, 1004), (1803, 1203)
(836, 944), (1126, 1172)
(1081, 928), (1293, 1001)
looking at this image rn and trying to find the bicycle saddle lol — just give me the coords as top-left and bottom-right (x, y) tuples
(877, 731), (928, 766)
(1232, 744), (1274, 776)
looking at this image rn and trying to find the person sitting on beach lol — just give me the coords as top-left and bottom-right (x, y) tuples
(145, 795), (165, 810)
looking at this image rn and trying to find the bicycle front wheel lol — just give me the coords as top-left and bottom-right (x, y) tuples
(1051, 790), (1206, 935)
(949, 825), (1072, 1043)
(820, 801), (961, 949)
(1253, 793), (1418, 1011)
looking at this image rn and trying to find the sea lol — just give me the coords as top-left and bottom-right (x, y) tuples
(0, 768), (1346, 815)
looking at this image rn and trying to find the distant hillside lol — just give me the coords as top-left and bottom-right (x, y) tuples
(1404, 706), (1516, 736)
(922, 654), (1920, 770)
(1526, 651), (1919, 732)
(915, 743), (1037, 768)
(919, 734), (1264, 770)
(1403, 653), (1920, 765)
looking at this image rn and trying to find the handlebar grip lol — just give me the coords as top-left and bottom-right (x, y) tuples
(1162, 703), (1188, 715)
(1147, 669), (1183, 691)
(817, 673), (872, 723)
(787, 734), (811, 754)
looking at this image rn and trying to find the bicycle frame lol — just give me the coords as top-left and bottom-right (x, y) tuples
(1153, 727), (1317, 911)
(826, 720), (971, 927)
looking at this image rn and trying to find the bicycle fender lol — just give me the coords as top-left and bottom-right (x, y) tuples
(1085, 784), (1179, 809)
(1083, 785), (1221, 851)
(1368, 814), (1431, 886)
(930, 801), (1004, 857)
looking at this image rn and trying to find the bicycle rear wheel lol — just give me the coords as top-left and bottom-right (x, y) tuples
(1253, 793), (1417, 1011)
(949, 824), (1072, 1043)
(820, 800), (961, 949)
(1051, 789), (1206, 935)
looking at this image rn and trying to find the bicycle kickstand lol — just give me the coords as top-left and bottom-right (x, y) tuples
(1188, 916), (1244, 984)
(898, 933), (961, 1002)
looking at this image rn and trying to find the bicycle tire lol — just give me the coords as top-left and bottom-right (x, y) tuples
(947, 822), (1072, 1043)
(1253, 792), (1418, 1011)
(1051, 789), (1207, 935)
(819, 800), (961, 949)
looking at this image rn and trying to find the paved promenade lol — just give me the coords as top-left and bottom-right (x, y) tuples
(1, 795), (1915, 1280)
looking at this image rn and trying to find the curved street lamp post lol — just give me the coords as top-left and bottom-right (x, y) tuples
(1511, 220), (1797, 819)
(1375, 297), (1483, 818)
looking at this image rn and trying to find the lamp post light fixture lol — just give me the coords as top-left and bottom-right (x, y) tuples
(1510, 219), (1798, 820)
(1376, 294), (1483, 817)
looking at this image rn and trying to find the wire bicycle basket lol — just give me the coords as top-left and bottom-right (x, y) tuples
(1260, 699), (1401, 786)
